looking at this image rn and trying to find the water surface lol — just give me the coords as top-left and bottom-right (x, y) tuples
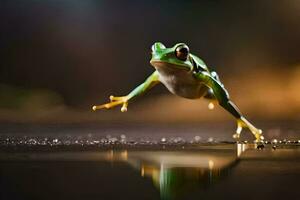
(1, 144), (300, 200)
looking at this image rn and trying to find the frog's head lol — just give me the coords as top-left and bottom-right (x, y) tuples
(150, 42), (194, 71)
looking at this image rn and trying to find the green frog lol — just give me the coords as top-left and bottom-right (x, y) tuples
(92, 42), (263, 142)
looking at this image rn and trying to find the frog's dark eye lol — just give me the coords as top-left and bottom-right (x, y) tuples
(175, 44), (189, 61)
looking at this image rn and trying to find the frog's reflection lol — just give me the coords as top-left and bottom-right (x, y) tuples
(105, 144), (248, 199)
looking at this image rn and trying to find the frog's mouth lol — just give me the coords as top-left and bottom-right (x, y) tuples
(150, 60), (191, 71)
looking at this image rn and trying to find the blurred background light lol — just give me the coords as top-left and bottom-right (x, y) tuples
(0, 0), (299, 123)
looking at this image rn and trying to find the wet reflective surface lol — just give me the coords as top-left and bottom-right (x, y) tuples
(1, 143), (300, 200)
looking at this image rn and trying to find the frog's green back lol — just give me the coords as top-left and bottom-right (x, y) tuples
(190, 53), (209, 72)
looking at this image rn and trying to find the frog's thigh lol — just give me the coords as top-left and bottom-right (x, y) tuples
(204, 88), (215, 100)
(203, 71), (221, 100)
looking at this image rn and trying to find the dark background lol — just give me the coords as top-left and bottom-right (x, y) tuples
(1, 3), (299, 199)
(0, 0), (299, 123)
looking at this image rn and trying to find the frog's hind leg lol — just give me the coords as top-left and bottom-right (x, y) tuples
(203, 71), (222, 110)
(195, 71), (264, 143)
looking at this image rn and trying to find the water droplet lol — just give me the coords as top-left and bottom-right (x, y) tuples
(207, 137), (214, 143)
(120, 134), (126, 139)
(271, 139), (278, 144)
(194, 136), (201, 142)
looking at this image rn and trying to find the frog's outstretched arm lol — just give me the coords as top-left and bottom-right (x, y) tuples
(92, 71), (160, 112)
(195, 71), (264, 142)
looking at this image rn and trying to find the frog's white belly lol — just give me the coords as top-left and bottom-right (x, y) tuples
(152, 62), (208, 99)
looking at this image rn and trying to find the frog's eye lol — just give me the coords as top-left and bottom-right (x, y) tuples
(175, 44), (189, 61)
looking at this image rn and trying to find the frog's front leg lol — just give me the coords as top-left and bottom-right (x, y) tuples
(92, 71), (160, 112)
(195, 71), (264, 142)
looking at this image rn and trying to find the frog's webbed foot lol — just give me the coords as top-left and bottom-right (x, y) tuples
(92, 95), (129, 112)
(233, 117), (264, 143)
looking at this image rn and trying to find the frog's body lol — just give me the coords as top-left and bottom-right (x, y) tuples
(92, 42), (264, 142)
(154, 62), (207, 99)
(152, 59), (209, 99)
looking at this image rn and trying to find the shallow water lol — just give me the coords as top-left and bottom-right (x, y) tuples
(1, 143), (300, 200)
(0, 122), (299, 199)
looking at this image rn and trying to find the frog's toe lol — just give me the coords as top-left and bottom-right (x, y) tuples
(232, 133), (240, 140)
(232, 119), (244, 141)
(121, 101), (128, 112)
(253, 129), (264, 142)
(92, 101), (120, 111)
(110, 95), (127, 101)
(254, 133), (264, 143)
(235, 119), (245, 134)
